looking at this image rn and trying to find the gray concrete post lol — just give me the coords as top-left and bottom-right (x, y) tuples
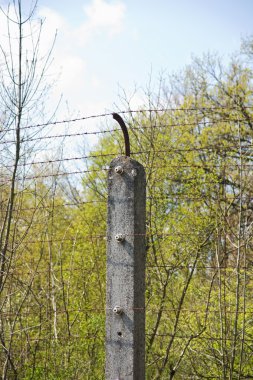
(105, 156), (146, 380)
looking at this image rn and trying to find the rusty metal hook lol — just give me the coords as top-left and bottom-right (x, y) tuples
(112, 113), (130, 157)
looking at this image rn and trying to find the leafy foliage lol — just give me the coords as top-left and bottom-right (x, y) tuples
(2, 27), (253, 380)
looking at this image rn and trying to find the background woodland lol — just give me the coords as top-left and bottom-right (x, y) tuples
(1, 2), (253, 379)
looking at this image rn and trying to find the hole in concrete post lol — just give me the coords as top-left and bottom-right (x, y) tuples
(117, 332), (122, 337)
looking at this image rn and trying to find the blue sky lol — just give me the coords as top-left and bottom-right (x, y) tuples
(34, 0), (253, 116)
(1, 0), (253, 125)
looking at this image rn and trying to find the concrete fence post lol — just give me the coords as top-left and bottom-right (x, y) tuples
(105, 155), (146, 380)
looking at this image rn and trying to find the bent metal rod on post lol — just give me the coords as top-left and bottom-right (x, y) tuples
(112, 113), (131, 157)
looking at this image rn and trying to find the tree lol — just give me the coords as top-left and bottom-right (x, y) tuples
(1, 9), (253, 377)
(80, 49), (253, 379)
(0, 1), (57, 377)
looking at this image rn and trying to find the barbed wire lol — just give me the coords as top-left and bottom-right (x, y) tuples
(146, 264), (253, 270)
(4, 199), (107, 212)
(0, 169), (249, 187)
(2, 227), (250, 246)
(1, 306), (253, 318)
(2, 148), (253, 171)
(0, 118), (247, 146)
(2, 331), (251, 345)
(4, 263), (253, 278)
(3, 266), (102, 276)
(1, 106), (253, 366)
(145, 332), (253, 343)
(3, 156), (110, 169)
(1, 106), (252, 134)
(1, 191), (248, 213)
(1, 146), (253, 184)
(1, 334), (104, 344)
(6, 231), (210, 246)
(0, 173), (246, 186)
(1, 167), (105, 184)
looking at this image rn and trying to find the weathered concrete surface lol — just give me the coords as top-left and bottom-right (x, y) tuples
(105, 156), (146, 380)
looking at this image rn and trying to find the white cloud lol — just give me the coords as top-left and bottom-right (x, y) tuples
(36, 1), (126, 117)
(0, 1), (127, 126)
(58, 56), (86, 93)
(85, 0), (125, 31)
(39, 6), (66, 31)
(0, 0), (129, 161)
(77, 0), (126, 44)
(37, 7), (88, 112)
